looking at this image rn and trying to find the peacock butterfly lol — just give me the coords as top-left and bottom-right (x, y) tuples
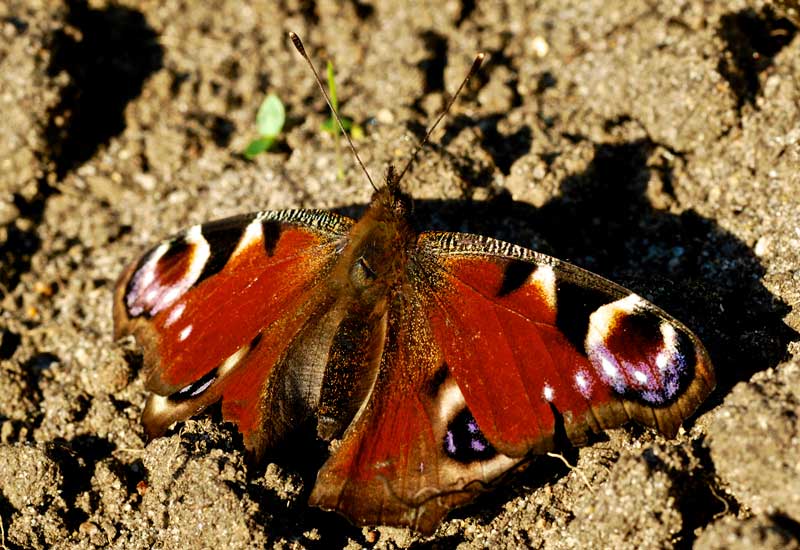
(113, 32), (715, 534)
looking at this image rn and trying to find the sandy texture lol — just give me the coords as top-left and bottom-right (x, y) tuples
(1, 0), (799, 548)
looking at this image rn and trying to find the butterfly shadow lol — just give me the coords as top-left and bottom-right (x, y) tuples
(239, 419), (369, 548)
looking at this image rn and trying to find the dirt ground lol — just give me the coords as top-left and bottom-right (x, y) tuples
(1, 0), (799, 548)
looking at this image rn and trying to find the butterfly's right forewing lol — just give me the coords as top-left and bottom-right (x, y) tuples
(414, 231), (715, 455)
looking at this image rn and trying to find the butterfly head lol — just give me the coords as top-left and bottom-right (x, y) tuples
(369, 164), (413, 222)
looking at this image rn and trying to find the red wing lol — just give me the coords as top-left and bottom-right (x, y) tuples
(413, 232), (715, 458)
(113, 210), (353, 446)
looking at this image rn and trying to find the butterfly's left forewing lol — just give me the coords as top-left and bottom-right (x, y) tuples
(114, 209), (354, 447)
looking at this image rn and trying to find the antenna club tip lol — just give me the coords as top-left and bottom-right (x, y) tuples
(288, 31), (305, 53)
(476, 52), (486, 60)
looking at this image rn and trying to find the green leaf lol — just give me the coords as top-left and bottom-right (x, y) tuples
(243, 136), (275, 159)
(320, 116), (354, 134)
(255, 94), (285, 137)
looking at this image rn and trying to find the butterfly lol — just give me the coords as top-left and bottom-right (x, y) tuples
(113, 33), (715, 535)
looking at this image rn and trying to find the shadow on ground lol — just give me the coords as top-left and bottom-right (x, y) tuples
(45, 0), (163, 179)
(0, 1), (162, 298)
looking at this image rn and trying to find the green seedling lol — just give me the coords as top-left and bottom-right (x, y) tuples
(244, 93), (285, 159)
(321, 61), (363, 179)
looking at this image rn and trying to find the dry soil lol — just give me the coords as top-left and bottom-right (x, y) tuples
(1, 1), (799, 549)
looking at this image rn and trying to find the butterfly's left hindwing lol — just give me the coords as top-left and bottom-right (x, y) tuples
(113, 209), (354, 446)
(310, 292), (523, 533)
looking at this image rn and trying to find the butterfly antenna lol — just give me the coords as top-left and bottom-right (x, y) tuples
(289, 32), (378, 192)
(395, 51), (486, 186)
